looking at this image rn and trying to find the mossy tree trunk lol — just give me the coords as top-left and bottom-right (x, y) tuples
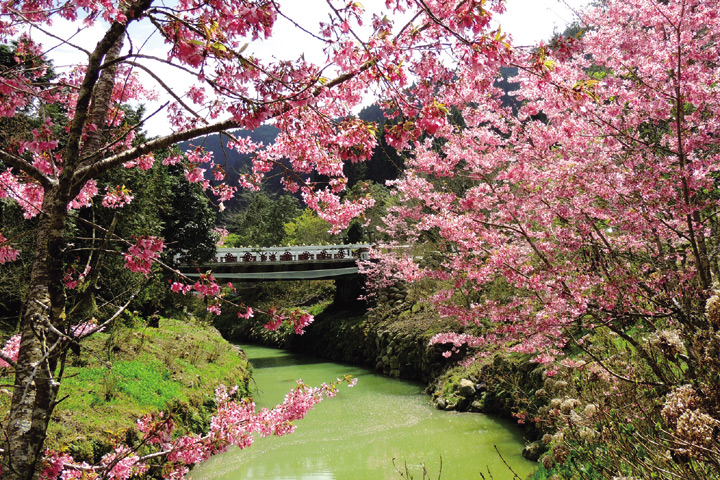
(3, 188), (69, 480)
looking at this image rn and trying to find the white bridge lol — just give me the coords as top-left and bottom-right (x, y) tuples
(179, 244), (371, 281)
(211, 244), (371, 263)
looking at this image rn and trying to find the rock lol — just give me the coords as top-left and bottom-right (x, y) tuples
(470, 400), (483, 412)
(389, 356), (400, 369)
(522, 440), (547, 461)
(435, 397), (447, 410)
(458, 378), (476, 397)
(455, 397), (470, 411)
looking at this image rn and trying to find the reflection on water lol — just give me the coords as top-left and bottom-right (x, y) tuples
(249, 354), (324, 370)
(189, 344), (535, 480)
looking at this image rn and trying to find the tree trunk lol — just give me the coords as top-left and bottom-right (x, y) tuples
(2, 189), (69, 480)
(0, 16), (138, 476)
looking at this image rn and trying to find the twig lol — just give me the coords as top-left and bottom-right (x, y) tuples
(493, 445), (522, 480)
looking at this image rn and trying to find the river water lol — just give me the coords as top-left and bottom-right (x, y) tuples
(189, 344), (535, 480)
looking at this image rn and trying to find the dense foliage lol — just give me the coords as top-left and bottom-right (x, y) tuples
(223, 192), (301, 247)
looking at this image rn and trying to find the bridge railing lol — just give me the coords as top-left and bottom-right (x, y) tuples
(205, 244), (372, 264)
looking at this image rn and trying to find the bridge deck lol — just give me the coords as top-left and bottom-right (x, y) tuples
(183, 266), (359, 281)
(178, 244), (371, 281)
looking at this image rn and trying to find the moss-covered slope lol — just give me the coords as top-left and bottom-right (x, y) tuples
(0, 316), (251, 463)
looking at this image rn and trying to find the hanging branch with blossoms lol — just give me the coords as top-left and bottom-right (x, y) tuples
(33, 379), (356, 480)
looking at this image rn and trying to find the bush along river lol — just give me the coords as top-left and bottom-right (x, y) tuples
(188, 344), (535, 480)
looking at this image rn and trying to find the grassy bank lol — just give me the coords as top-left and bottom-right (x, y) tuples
(0, 315), (251, 463)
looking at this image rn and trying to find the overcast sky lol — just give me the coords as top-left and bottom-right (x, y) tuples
(248, 0), (589, 66)
(498, 0), (589, 45)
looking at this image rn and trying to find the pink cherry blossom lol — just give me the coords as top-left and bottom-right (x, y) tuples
(0, 232), (20, 264)
(102, 185), (134, 208)
(170, 281), (192, 295)
(185, 167), (206, 184)
(123, 236), (165, 275)
(67, 180), (98, 210)
(0, 334), (20, 367)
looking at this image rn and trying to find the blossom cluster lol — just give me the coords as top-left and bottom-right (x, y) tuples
(169, 281), (193, 295)
(0, 232), (20, 264)
(123, 236), (165, 275)
(123, 153), (155, 171)
(0, 334), (20, 367)
(192, 272), (221, 297)
(1, 168), (46, 218)
(18, 118), (58, 155)
(71, 320), (105, 338)
(102, 185), (134, 209)
(38, 378), (356, 480)
(213, 227), (230, 247)
(264, 308), (314, 335)
(67, 180), (98, 210)
(429, 332), (486, 358)
(661, 384), (719, 457)
(62, 265), (91, 290)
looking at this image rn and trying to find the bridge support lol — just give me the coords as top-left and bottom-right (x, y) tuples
(332, 274), (367, 311)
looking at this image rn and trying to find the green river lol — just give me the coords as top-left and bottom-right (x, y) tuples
(189, 344), (535, 480)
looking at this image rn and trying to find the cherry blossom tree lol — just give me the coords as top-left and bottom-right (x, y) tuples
(0, 0), (509, 478)
(361, 2), (720, 475)
(375, 0), (720, 410)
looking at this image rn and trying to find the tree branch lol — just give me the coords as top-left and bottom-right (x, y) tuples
(0, 149), (53, 189)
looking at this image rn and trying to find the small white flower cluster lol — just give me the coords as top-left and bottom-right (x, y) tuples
(647, 329), (684, 357)
(675, 409), (716, 450)
(560, 398), (581, 415)
(540, 396), (601, 471)
(661, 384), (699, 426)
(706, 291), (720, 328)
(583, 403), (598, 418)
(662, 384), (718, 456)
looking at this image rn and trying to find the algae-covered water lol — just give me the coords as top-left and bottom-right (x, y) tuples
(189, 344), (535, 480)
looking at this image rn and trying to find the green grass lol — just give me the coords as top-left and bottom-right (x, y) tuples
(0, 317), (250, 463)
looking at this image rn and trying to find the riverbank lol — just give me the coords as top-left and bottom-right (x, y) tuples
(0, 315), (251, 463)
